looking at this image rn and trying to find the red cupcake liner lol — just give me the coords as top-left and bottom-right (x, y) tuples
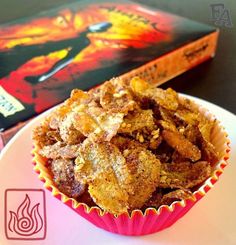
(32, 97), (230, 236)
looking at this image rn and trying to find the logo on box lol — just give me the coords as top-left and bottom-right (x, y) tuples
(5, 189), (46, 240)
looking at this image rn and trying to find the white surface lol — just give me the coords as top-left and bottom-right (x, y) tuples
(0, 95), (236, 245)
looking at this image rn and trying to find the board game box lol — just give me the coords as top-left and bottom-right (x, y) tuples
(0, 0), (219, 148)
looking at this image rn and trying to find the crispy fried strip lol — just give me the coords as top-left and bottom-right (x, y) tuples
(125, 147), (161, 209)
(162, 130), (201, 162)
(160, 189), (193, 206)
(88, 172), (129, 215)
(160, 161), (211, 189)
(118, 109), (155, 134)
(130, 77), (178, 110)
(75, 139), (130, 215)
(72, 101), (124, 142)
(50, 158), (86, 199)
(100, 78), (136, 114)
(174, 109), (199, 125)
(75, 137), (160, 213)
(39, 142), (80, 159)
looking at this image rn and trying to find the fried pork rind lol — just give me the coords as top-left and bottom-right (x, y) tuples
(158, 120), (178, 132)
(162, 130), (201, 162)
(160, 161), (211, 189)
(75, 137), (160, 214)
(111, 135), (146, 151)
(143, 188), (193, 209)
(100, 78), (136, 114)
(174, 109), (199, 125)
(111, 136), (161, 209)
(141, 189), (163, 210)
(200, 138), (219, 166)
(88, 172), (128, 215)
(199, 119), (215, 142)
(124, 146), (161, 209)
(33, 76), (220, 215)
(49, 89), (92, 128)
(74, 139), (130, 215)
(72, 101), (124, 142)
(59, 114), (85, 144)
(160, 189), (193, 206)
(32, 118), (62, 148)
(118, 109), (155, 134)
(39, 142), (80, 159)
(49, 158), (85, 199)
(33, 89), (91, 148)
(184, 124), (200, 144)
(52, 89), (124, 144)
(130, 77), (179, 111)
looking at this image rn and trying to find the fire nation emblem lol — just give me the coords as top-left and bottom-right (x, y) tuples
(5, 189), (46, 240)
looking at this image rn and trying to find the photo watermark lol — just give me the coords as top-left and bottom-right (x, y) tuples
(210, 3), (233, 28)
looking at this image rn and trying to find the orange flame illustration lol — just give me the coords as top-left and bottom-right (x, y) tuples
(8, 194), (43, 236)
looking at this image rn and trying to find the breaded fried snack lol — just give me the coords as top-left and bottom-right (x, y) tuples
(32, 77), (229, 235)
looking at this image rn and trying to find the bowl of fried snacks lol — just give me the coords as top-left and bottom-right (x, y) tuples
(32, 77), (230, 236)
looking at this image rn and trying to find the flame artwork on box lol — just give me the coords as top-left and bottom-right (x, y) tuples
(0, 0), (217, 132)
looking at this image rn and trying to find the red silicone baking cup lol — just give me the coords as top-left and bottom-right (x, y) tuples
(32, 97), (230, 236)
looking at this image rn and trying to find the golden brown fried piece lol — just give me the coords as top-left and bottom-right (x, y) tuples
(88, 86), (101, 103)
(59, 114), (85, 144)
(159, 107), (175, 123)
(33, 90), (91, 148)
(199, 119), (215, 142)
(111, 135), (146, 151)
(143, 188), (193, 209)
(160, 161), (211, 189)
(50, 158), (85, 199)
(57, 89), (122, 143)
(158, 120), (178, 132)
(149, 135), (163, 150)
(50, 89), (92, 128)
(162, 130), (201, 162)
(112, 136), (160, 208)
(184, 124), (200, 144)
(100, 78), (136, 114)
(130, 77), (178, 111)
(32, 118), (61, 148)
(118, 109), (155, 134)
(174, 109), (199, 125)
(75, 137), (160, 214)
(160, 189), (193, 206)
(200, 138), (219, 166)
(124, 146), (161, 209)
(130, 76), (151, 93)
(66, 89), (92, 107)
(142, 189), (163, 210)
(72, 101), (124, 142)
(49, 105), (70, 130)
(88, 171), (129, 215)
(39, 142), (80, 159)
(178, 97), (198, 113)
(75, 139), (130, 215)
(96, 112), (124, 141)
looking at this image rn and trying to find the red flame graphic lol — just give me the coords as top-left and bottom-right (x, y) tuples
(8, 194), (43, 236)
